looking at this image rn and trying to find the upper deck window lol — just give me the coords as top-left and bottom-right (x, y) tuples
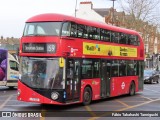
(61, 22), (71, 36)
(23, 22), (62, 36)
(128, 35), (139, 45)
(60, 21), (140, 46)
(119, 33), (128, 44)
(100, 29), (110, 42)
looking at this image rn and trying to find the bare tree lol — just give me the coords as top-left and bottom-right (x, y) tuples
(119, 0), (160, 23)
(119, 0), (159, 36)
(117, 0), (160, 53)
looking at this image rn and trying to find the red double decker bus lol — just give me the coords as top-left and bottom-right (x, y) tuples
(17, 13), (144, 105)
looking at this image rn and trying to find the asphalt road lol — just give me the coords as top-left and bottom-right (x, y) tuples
(0, 83), (160, 120)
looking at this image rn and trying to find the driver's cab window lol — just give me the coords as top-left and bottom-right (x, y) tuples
(9, 60), (19, 71)
(25, 25), (34, 35)
(37, 26), (45, 35)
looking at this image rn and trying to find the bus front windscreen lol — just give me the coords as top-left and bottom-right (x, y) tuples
(20, 57), (64, 89)
(23, 22), (62, 36)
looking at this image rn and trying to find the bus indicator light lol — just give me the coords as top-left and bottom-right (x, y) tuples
(63, 91), (66, 99)
(17, 89), (21, 96)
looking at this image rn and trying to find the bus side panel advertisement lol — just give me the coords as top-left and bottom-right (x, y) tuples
(83, 42), (137, 57)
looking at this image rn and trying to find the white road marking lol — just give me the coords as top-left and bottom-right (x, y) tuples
(144, 88), (160, 93)
(0, 95), (13, 109)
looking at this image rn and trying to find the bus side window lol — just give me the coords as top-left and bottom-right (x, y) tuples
(81, 59), (93, 79)
(119, 60), (127, 76)
(111, 31), (116, 43)
(77, 24), (88, 39)
(100, 29), (105, 41)
(93, 60), (100, 78)
(67, 68), (73, 79)
(131, 35), (137, 45)
(70, 23), (77, 37)
(61, 22), (70, 36)
(9, 60), (19, 71)
(106, 30), (111, 42)
(114, 32), (120, 43)
(83, 25), (88, 39)
(88, 26), (93, 39)
(111, 60), (119, 77)
(137, 36), (140, 46)
(135, 36), (138, 45)
(128, 35), (137, 45)
(134, 61), (137, 75)
(81, 59), (100, 78)
(77, 24), (84, 38)
(119, 33), (128, 44)
(127, 60), (135, 76)
(87, 26), (100, 40)
(92, 27), (100, 40)
(100, 29), (110, 42)
(66, 60), (74, 79)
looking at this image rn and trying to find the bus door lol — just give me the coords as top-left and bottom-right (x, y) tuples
(66, 59), (81, 102)
(100, 60), (111, 98)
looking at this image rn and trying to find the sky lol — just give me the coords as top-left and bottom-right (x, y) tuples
(0, 0), (120, 38)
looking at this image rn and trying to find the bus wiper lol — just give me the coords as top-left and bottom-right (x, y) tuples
(26, 34), (35, 36)
(26, 34), (45, 36)
(35, 34), (45, 36)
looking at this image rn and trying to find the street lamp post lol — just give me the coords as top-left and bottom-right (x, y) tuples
(110, 0), (116, 25)
(75, 0), (78, 17)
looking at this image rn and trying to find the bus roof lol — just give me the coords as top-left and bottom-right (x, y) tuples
(26, 13), (140, 35)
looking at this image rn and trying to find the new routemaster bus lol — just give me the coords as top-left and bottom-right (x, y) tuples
(17, 13), (144, 105)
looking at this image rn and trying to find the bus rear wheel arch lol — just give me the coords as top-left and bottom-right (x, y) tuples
(129, 81), (135, 96)
(83, 86), (92, 105)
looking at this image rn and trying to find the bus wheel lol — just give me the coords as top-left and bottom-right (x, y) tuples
(83, 87), (92, 105)
(129, 82), (135, 96)
(150, 79), (153, 84)
(8, 86), (14, 89)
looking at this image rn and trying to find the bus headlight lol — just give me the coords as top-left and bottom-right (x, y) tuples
(51, 92), (59, 100)
(17, 89), (21, 96)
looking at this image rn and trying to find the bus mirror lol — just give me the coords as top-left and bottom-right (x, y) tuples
(59, 58), (64, 67)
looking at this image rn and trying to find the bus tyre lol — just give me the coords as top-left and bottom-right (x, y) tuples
(83, 87), (92, 105)
(129, 82), (135, 96)
(150, 79), (153, 84)
(8, 86), (14, 89)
